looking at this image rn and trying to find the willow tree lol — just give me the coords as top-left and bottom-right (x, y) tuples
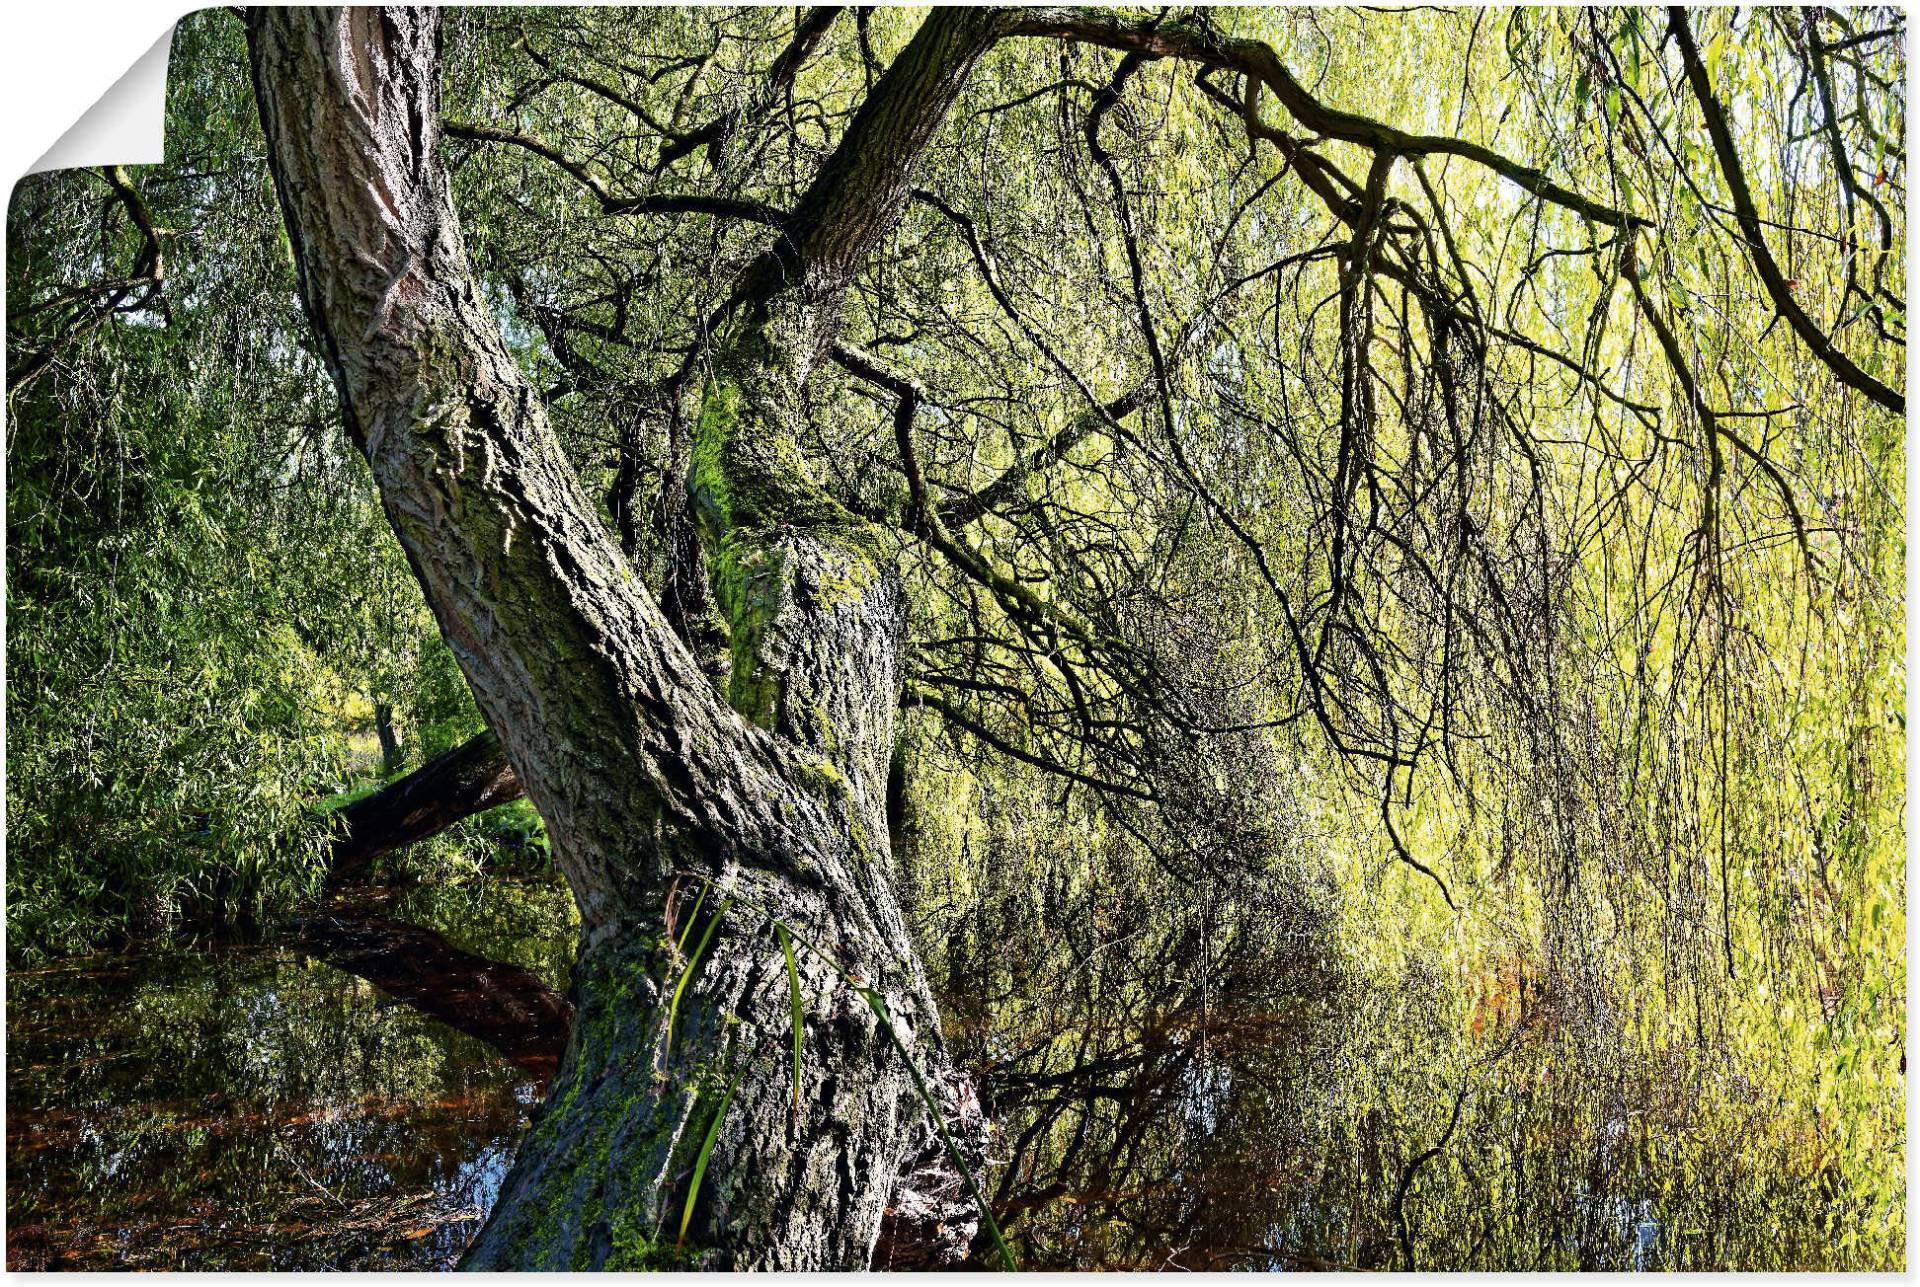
(238, 4), (1904, 1270)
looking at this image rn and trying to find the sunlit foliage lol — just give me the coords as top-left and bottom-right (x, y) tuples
(3, 5), (1903, 1266)
(6, 17), (486, 955)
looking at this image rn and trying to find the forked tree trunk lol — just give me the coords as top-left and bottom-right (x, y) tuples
(249, 6), (995, 1269)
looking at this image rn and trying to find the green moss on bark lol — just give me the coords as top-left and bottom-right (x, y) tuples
(688, 369), (890, 731)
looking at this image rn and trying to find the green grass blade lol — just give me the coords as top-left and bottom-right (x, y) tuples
(673, 885), (707, 955)
(778, 923), (804, 1117)
(666, 888), (1013, 1267)
(665, 895), (731, 1062)
(859, 987), (1017, 1271)
(678, 1056), (749, 1249)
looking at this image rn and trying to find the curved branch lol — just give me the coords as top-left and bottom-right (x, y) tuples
(659, 6), (847, 168)
(1667, 8), (1902, 414)
(1624, 242), (1816, 580)
(1000, 7), (1649, 229)
(7, 166), (168, 396)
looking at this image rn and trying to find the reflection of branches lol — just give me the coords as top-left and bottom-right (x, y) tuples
(1392, 1080), (1468, 1270)
(1390, 1000), (1547, 1269)
(941, 858), (1343, 1268)
(294, 906), (572, 1082)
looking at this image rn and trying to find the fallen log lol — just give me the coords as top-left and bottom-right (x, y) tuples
(326, 730), (521, 883)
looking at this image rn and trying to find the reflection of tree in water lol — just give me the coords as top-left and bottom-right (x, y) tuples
(8, 855), (1900, 1271)
(939, 866), (1899, 1272)
(6, 917), (549, 1269)
(946, 875), (1340, 1268)
(382, 876), (580, 993)
(293, 909), (571, 1081)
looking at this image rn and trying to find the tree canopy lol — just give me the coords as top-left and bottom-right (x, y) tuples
(5, 4), (1905, 1270)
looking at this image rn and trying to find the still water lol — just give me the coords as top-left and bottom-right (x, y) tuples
(6, 873), (1903, 1270)
(7, 879), (573, 1270)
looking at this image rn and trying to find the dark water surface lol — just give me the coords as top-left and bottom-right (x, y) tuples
(6, 873), (1902, 1270)
(7, 878), (575, 1270)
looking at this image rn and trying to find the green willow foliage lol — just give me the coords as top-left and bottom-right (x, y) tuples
(3, 5), (1905, 1260)
(6, 16), (483, 956)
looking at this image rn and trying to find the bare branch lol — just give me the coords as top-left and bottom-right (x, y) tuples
(1667, 8), (1903, 414)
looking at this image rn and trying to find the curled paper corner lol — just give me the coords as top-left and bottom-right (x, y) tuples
(27, 25), (176, 178)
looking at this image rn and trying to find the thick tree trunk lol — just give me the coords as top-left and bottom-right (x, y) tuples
(249, 7), (995, 1269)
(327, 728), (520, 882)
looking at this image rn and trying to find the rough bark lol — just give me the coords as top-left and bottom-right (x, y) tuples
(249, 7), (991, 1269)
(325, 728), (521, 882)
